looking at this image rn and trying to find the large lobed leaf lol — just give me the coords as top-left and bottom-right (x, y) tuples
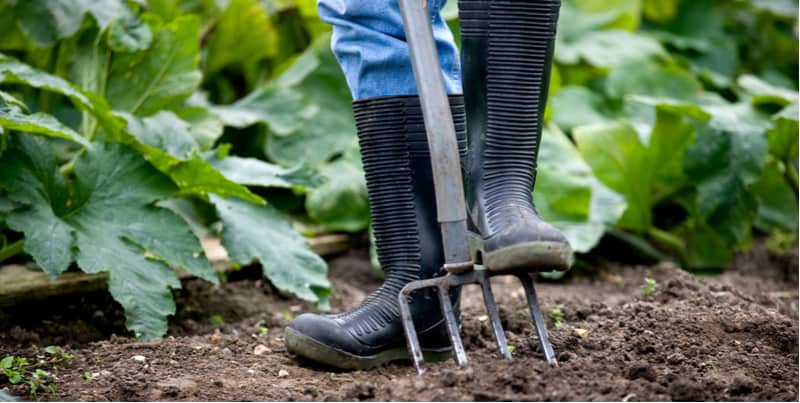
(0, 90), (90, 147)
(265, 35), (356, 166)
(121, 111), (264, 204)
(105, 15), (203, 116)
(0, 53), (125, 137)
(14, 0), (131, 46)
(304, 143), (369, 233)
(535, 125), (627, 253)
(211, 195), (331, 308)
(0, 134), (216, 339)
(204, 0), (276, 75)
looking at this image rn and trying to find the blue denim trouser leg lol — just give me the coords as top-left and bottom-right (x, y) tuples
(317, 0), (462, 100)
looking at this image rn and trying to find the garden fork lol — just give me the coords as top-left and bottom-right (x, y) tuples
(396, 0), (558, 374)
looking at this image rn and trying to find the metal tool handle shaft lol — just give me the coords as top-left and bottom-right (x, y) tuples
(397, 0), (472, 269)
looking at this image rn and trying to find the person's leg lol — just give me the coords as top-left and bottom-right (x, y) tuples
(459, 0), (572, 271)
(285, 0), (464, 369)
(317, 0), (461, 99)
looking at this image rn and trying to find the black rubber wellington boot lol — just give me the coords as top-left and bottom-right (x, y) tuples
(285, 95), (465, 370)
(459, 0), (572, 272)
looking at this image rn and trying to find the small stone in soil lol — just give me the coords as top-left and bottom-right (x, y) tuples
(253, 344), (270, 355)
(278, 369), (289, 378)
(132, 355), (146, 362)
(222, 348), (233, 355)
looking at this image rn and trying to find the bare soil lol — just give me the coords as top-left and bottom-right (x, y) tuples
(1, 244), (797, 401)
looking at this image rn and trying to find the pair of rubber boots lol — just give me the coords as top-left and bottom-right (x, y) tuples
(285, 0), (571, 369)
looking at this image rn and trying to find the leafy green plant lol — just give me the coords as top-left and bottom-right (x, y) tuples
(1, 346), (74, 399)
(541, 0), (798, 268)
(640, 277), (658, 296)
(0, 0), (337, 339)
(550, 307), (565, 329)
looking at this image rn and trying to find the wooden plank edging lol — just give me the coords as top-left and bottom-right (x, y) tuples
(0, 234), (353, 307)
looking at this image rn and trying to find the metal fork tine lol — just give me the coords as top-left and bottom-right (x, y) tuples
(518, 273), (558, 367)
(398, 289), (426, 374)
(437, 284), (468, 366)
(478, 271), (511, 359)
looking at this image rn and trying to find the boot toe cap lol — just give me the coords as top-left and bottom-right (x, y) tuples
(485, 215), (570, 252)
(287, 313), (360, 352)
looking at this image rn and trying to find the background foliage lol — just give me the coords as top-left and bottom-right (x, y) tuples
(0, 0), (797, 339)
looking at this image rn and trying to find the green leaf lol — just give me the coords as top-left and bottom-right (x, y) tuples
(175, 106), (224, 150)
(209, 86), (317, 135)
(14, 0), (131, 46)
(0, 54), (124, 137)
(0, 357), (12, 370)
(750, 0), (799, 19)
(573, 0), (641, 31)
(105, 15), (202, 115)
(642, 0), (678, 23)
(107, 14), (153, 52)
(737, 74), (799, 108)
(570, 108), (694, 234)
(204, 0), (276, 75)
(628, 96), (711, 123)
(557, 29), (666, 68)
(211, 195), (331, 307)
(121, 112), (264, 204)
(684, 126), (768, 243)
(0, 135), (216, 339)
(574, 121), (652, 230)
(752, 159), (798, 231)
(207, 154), (322, 192)
(0, 3), (28, 52)
(646, 109), (696, 189)
(0, 91), (90, 147)
(767, 103), (799, 162)
(265, 34), (356, 166)
(605, 60), (701, 100)
(535, 125), (626, 252)
(305, 151), (369, 233)
(549, 86), (612, 132)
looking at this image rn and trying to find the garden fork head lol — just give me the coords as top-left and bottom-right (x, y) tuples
(398, 268), (558, 375)
(395, 0), (558, 375)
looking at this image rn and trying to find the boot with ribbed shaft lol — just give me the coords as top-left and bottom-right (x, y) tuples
(459, 0), (572, 271)
(285, 95), (465, 369)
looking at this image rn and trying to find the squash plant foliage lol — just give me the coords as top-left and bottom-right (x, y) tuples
(0, 0), (798, 339)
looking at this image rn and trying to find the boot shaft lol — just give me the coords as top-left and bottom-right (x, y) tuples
(459, 0), (560, 235)
(353, 95), (466, 284)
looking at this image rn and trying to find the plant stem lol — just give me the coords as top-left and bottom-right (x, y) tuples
(0, 239), (24, 264)
(786, 162), (798, 197)
(647, 227), (689, 264)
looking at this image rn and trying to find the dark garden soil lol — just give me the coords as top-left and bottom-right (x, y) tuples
(1, 243), (797, 401)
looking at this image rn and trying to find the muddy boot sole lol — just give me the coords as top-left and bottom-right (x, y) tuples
(284, 327), (452, 370)
(470, 233), (573, 272)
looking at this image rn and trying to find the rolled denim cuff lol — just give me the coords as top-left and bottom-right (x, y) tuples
(317, 0), (462, 100)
